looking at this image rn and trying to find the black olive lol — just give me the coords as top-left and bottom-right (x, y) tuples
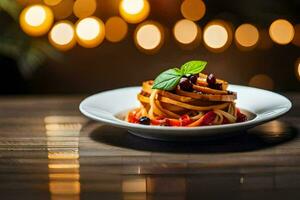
(179, 77), (193, 92)
(207, 73), (216, 85)
(189, 75), (198, 84)
(139, 116), (150, 125)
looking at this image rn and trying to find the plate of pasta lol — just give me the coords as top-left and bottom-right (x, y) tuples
(80, 60), (291, 140)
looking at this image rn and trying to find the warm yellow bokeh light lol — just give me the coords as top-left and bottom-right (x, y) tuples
(203, 21), (231, 52)
(298, 63), (300, 78)
(48, 151), (79, 160)
(296, 60), (300, 81)
(20, 4), (54, 36)
(50, 23), (74, 45)
(77, 18), (100, 40)
(105, 16), (128, 42)
(269, 19), (294, 45)
(49, 21), (76, 51)
(298, 63), (300, 79)
(122, 178), (146, 193)
(48, 163), (80, 169)
(25, 5), (46, 26)
(49, 173), (80, 180)
(75, 17), (105, 48)
(49, 181), (80, 194)
(136, 25), (161, 49)
(43, 0), (62, 6)
(235, 24), (259, 49)
(249, 74), (274, 90)
(134, 21), (164, 53)
(204, 25), (228, 48)
(50, 0), (74, 20)
(122, 0), (144, 14)
(119, 0), (150, 24)
(180, 0), (206, 21)
(73, 0), (97, 19)
(173, 19), (199, 44)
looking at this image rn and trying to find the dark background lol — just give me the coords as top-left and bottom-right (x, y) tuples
(0, 0), (299, 94)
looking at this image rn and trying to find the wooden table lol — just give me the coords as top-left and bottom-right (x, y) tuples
(0, 94), (299, 200)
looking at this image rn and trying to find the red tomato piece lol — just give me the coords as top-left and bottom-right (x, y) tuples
(180, 114), (192, 126)
(128, 111), (139, 123)
(237, 111), (247, 122)
(166, 118), (182, 126)
(151, 117), (166, 126)
(201, 111), (216, 126)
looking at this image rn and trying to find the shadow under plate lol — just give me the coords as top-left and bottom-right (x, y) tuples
(87, 120), (297, 154)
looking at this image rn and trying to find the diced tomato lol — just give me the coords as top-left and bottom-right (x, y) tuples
(165, 115), (192, 127)
(127, 111), (139, 123)
(151, 117), (166, 126)
(236, 110), (247, 122)
(179, 114), (192, 126)
(151, 119), (162, 125)
(201, 111), (216, 126)
(166, 118), (182, 126)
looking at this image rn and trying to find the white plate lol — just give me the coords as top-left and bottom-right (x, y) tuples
(79, 85), (292, 140)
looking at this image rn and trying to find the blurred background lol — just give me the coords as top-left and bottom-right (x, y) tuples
(0, 0), (299, 94)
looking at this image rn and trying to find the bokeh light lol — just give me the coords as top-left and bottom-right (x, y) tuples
(296, 59), (300, 81)
(119, 0), (150, 24)
(203, 20), (232, 52)
(292, 24), (300, 47)
(298, 63), (300, 80)
(75, 17), (105, 48)
(105, 16), (128, 42)
(134, 21), (164, 54)
(173, 19), (201, 49)
(235, 23), (259, 49)
(180, 0), (206, 21)
(50, 0), (74, 20)
(73, 0), (97, 19)
(43, 0), (62, 6)
(19, 4), (54, 36)
(269, 19), (294, 45)
(249, 74), (274, 90)
(49, 21), (76, 51)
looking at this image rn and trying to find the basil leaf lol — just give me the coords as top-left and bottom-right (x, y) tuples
(152, 68), (182, 91)
(181, 60), (207, 75)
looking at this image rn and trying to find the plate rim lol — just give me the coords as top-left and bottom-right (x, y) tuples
(79, 85), (292, 132)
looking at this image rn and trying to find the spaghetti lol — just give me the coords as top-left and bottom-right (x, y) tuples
(126, 72), (247, 127)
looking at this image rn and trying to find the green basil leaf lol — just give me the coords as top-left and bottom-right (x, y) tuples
(181, 60), (207, 75)
(152, 68), (182, 91)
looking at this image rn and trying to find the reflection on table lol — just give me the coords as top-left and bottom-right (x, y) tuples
(45, 116), (84, 200)
(0, 96), (299, 200)
(41, 115), (299, 200)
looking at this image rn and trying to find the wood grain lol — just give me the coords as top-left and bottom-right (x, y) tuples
(0, 95), (299, 199)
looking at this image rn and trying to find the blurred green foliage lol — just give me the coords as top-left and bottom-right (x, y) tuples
(0, 0), (61, 78)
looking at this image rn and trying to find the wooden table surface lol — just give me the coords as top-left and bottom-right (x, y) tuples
(0, 94), (299, 200)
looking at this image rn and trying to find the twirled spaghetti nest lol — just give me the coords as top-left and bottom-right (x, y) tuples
(126, 73), (246, 127)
